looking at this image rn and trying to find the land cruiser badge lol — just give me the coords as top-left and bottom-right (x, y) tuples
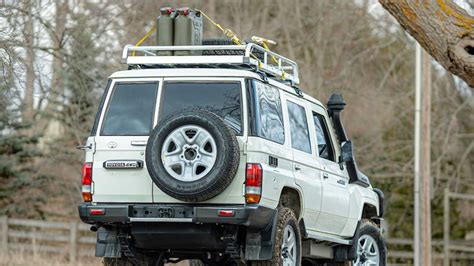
(103, 160), (143, 169)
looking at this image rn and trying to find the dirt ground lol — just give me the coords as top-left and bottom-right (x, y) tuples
(0, 251), (100, 266)
(0, 251), (190, 266)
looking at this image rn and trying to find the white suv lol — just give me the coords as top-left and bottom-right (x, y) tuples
(78, 44), (386, 266)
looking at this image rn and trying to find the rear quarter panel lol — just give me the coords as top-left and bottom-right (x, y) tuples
(245, 136), (297, 211)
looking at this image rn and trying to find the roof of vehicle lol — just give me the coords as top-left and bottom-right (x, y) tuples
(109, 68), (326, 108)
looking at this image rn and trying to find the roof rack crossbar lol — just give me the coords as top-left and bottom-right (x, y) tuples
(121, 43), (300, 84)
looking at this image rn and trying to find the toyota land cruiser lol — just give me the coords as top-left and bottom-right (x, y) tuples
(78, 43), (386, 266)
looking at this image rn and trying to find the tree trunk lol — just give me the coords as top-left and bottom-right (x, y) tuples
(22, 0), (35, 123)
(37, 0), (68, 131)
(379, 0), (474, 87)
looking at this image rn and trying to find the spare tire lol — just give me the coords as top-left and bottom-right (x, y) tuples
(202, 38), (265, 60)
(145, 109), (240, 202)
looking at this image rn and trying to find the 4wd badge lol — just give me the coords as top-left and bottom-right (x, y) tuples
(103, 160), (143, 169)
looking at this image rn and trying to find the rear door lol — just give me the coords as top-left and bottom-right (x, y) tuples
(92, 78), (162, 203)
(283, 93), (323, 231)
(153, 77), (248, 204)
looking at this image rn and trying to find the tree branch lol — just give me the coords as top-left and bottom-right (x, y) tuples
(379, 0), (474, 87)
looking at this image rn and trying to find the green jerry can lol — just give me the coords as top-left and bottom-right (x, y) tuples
(174, 7), (203, 56)
(156, 7), (175, 56)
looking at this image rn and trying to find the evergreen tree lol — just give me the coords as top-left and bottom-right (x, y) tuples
(0, 55), (50, 218)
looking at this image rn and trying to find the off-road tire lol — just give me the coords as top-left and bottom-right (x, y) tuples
(145, 109), (240, 202)
(351, 219), (387, 266)
(202, 38), (264, 59)
(202, 38), (243, 56)
(252, 207), (302, 266)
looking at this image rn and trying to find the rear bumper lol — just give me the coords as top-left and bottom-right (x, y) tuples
(78, 203), (275, 229)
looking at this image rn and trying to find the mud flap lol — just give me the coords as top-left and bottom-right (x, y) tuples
(334, 221), (360, 262)
(244, 210), (278, 260)
(95, 227), (121, 258)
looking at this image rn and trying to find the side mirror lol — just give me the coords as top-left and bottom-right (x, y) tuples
(340, 141), (354, 163)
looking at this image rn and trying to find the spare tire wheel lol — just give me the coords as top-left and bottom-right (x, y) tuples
(145, 109), (240, 202)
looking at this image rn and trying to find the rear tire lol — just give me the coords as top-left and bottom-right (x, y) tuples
(252, 207), (301, 266)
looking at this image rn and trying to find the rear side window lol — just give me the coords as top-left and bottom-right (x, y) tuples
(101, 82), (158, 136)
(313, 113), (335, 161)
(160, 82), (242, 134)
(251, 80), (285, 144)
(287, 101), (311, 153)
(90, 79), (111, 136)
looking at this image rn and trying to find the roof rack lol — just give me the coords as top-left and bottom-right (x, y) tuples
(121, 43), (300, 85)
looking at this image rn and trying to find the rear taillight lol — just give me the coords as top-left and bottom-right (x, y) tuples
(245, 163), (262, 204)
(82, 163), (93, 202)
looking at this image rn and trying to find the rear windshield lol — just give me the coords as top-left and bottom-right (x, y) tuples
(101, 82), (158, 136)
(160, 82), (242, 134)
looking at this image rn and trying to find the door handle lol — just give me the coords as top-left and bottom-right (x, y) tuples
(131, 140), (147, 146)
(294, 164), (301, 171)
(76, 143), (92, 150)
(322, 173), (329, 179)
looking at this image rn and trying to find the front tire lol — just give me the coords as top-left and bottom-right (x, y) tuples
(253, 207), (302, 266)
(353, 219), (386, 266)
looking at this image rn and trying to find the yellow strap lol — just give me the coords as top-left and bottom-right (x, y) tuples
(132, 26), (157, 56)
(198, 10), (225, 32)
(198, 10), (244, 45)
(201, 11), (286, 81)
(261, 42), (286, 79)
(261, 42), (278, 64)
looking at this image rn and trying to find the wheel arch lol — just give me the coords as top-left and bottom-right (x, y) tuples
(360, 202), (379, 220)
(278, 186), (303, 220)
(358, 188), (385, 220)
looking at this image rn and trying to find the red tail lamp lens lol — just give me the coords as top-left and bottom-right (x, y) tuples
(245, 163), (262, 204)
(82, 163), (93, 202)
